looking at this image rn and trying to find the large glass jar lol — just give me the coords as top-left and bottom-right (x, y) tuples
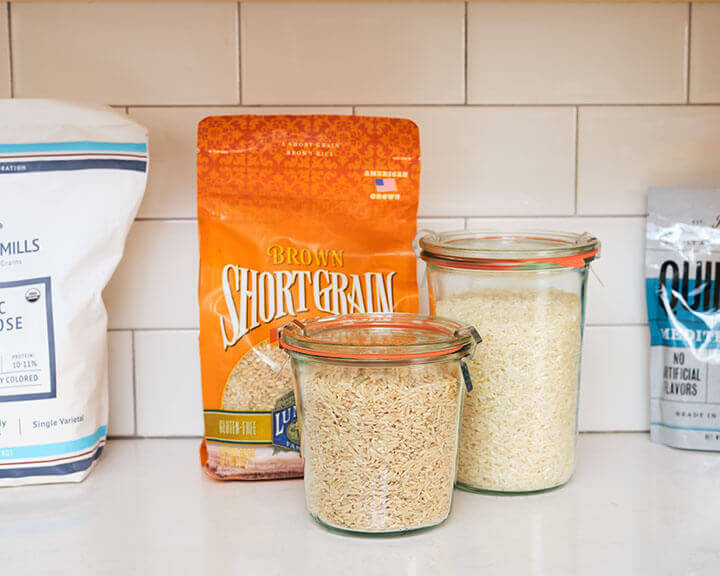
(279, 313), (480, 535)
(419, 231), (600, 494)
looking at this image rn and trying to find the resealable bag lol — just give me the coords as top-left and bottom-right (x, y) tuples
(646, 188), (720, 450)
(197, 115), (420, 480)
(0, 100), (148, 485)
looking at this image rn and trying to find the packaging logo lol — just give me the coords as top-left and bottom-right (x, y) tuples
(658, 259), (720, 313)
(365, 169), (406, 201)
(272, 391), (300, 452)
(219, 265), (397, 349)
(0, 239), (40, 256)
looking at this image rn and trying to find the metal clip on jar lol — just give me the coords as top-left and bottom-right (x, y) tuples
(279, 313), (481, 535)
(419, 230), (601, 494)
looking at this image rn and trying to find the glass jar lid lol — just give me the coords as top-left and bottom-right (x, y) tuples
(419, 230), (600, 270)
(278, 313), (480, 364)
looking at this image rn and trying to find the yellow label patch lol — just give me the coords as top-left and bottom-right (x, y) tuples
(204, 411), (273, 445)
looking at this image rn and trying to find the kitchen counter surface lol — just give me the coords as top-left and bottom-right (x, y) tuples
(1, 433), (718, 576)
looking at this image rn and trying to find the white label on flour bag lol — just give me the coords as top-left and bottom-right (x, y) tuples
(0, 278), (55, 401)
(0, 100), (148, 485)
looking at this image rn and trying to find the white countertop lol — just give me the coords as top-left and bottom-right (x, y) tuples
(1, 433), (718, 576)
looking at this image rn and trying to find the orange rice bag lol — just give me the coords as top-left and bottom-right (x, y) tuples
(197, 115), (421, 480)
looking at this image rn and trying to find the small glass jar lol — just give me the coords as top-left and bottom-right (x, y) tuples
(419, 230), (600, 494)
(279, 313), (480, 535)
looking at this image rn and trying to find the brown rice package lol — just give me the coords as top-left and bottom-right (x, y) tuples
(197, 115), (421, 480)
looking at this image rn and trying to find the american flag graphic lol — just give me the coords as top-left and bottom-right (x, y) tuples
(375, 178), (397, 192)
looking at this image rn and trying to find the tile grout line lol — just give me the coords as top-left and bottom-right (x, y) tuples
(133, 214), (650, 223)
(686, 2), (692, 104)
(135, 217), (197, 222)
(108, 431), (649, 441)
(6, 2), (14, 98)
(116, 435), (203, 441)
(114, 103), (720, 109)
(121, 104), (356, 110)
(237, 1), (242, 105)
(109, 324), (647, 333)
(586, 323), (649, 328)
(131, 330), (138, 437)
(110, 327), (199, 332)
(579, 430), (649, 436)
(573, 106), (580, 215)
(464, 1), (469, 105)
(133, 214), (649, 223)
(434, 213), (649, 220)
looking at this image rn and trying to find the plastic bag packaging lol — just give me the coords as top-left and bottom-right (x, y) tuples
(0, 100), (148, 485)
(197, 115), (420, 480)
(646, 188), (720, 450)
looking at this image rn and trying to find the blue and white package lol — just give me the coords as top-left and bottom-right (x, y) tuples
(1, 100), (148, 484)
(646, 188), (720, 450)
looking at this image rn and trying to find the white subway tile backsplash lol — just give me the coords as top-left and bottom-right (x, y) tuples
(578, 217), (647, 326)
(466, 217), (647, 326)
(4, 1), (698, 436)
(0, 4), (9, 98)
(417, 219), (465, 234)
(108, 331), (135, 437)
(416, 218), (465, 312)
(134, 331), (203, 437)
(104, 221), (199, 330)
(242, 2), (465, 105)
(579, 326), (650, 431)
(360, 107), (576, 217)
(129, 107), (352, 219)
(577, 106), (720, 215)
(12, 2), (238, 104)
(468, 2), (687, 104)
(130, 322), (650, 436)
(104, 218), (458, 330)
(129, 326), (650, 437)
(690, 4), (720, 103)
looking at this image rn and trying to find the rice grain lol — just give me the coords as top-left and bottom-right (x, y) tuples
(223, 341), (293, 411)
(437, 288), (581, 493)
(299, 363), (462, 533)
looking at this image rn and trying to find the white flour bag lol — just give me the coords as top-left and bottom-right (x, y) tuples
(0, 100), (148, 485)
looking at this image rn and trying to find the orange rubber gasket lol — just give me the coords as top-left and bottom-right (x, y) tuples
(423, 248), (599, 270)
(280, 319), (470, 360)
(279, 341), (466, 361)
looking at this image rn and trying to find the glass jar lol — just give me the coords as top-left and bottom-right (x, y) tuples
(419, 231), (600, 494)
(279, 313), (481, 535)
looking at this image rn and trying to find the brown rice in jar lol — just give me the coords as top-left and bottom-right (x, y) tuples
(279, 313), (480, 535)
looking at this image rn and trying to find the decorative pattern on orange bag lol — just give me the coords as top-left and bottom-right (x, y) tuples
(197, 115), (421, 480)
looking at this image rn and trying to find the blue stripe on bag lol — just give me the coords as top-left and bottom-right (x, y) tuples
(0, 159), (147, 174)
(0, 141), (147, 154)
(0, 426), (107, 460)
(0, 446), (104, 479)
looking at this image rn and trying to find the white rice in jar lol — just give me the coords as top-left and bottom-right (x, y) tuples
(437, 287), (581, 493)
